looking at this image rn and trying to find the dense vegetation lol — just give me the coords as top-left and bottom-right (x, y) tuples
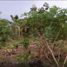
(0, 2), (67, 67)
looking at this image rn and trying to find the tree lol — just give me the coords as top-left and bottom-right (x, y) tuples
(0, 19), (11, 46)
(22, 3), (67, 42)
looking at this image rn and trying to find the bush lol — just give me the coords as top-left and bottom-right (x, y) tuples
(22, 38), (29, 49)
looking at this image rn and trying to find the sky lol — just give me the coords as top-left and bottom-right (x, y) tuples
(0, 1), (67, 20)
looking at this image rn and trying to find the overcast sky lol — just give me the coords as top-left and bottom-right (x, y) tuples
(0, 1), (67, 20)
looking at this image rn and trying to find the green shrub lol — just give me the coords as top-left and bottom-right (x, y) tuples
(22, 38), (29, 48)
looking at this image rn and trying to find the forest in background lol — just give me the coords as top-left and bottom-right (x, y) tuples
(0, 2), (67, 67)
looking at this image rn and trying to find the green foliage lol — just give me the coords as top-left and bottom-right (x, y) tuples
(0, 2), (67, 46)
(0, 3), (66, 67)
(22, 38), (29, 48)
(0, 28), (10, 47)
(0, 19), (11, 47)
(22, 4), (67, 41)
(16, 54), (31, 63)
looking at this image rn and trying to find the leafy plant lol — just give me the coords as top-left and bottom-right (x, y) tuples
(22, 38), (29, 49)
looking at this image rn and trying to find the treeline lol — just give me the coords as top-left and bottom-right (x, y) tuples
(0, 3), (67, 45)
(0, 2), (67, 67)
